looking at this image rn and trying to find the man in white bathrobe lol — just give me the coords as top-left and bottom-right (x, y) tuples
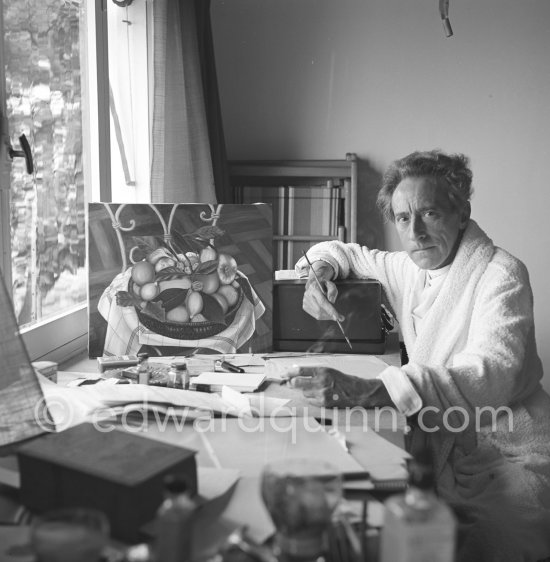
(292, 150), (550, 561)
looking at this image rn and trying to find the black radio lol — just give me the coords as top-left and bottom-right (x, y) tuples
(273, 278), (386, 354)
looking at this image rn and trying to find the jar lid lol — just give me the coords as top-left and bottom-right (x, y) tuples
(170, 362), (187, 370)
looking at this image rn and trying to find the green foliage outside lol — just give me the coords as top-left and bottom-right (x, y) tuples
(4, 0), (87, 324)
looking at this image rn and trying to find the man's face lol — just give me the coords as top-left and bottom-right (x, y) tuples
(391, 176), (469, 270)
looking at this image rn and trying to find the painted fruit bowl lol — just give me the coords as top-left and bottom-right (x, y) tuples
(116, 248), (248, 340)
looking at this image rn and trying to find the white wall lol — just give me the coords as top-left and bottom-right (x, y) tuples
(211, 0), (550, 392)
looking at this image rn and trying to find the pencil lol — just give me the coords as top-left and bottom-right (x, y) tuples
(220, 360), (245, 373)
(302, 251), (353, 350)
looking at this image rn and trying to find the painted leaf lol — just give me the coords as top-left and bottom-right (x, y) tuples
(116, 291), (141, 308)
(201, 294), (226, 325)
(157, 288), (188, 312)
(237, 276), (254, 304)
(194, 225), (225, 240)
(155, 267), (184, 279)
(131, 235), (160, 255)
(141, 300), (166, 322)
(194, 260), (218, 275)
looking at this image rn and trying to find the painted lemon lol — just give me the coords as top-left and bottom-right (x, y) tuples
(217, 284), (239, 308)
(186, 290), (204, 319)
(166, 305), (190, 323)
(158, 277), (192, 292)
(132, 281), (142, 298)
(140, 282), (160, 301)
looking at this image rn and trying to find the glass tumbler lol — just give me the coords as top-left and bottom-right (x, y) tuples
(260, 459), (343, 562)
(30, 507), (109, 562)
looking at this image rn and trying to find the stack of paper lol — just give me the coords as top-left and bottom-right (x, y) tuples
(37, 373), (254, 428)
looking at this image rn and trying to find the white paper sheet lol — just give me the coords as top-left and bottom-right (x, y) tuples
(191, 372), (266, 392)
(221, 354), (266, 368)
(343, 425), (410, 481)
(194, 417), (367, 478)
(197, 466), (241, 502)
(221, 386), (252, 417)
(265, 354), (390, 381)
(38, 373), (245, 431)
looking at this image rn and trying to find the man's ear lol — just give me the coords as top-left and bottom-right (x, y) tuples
(460, 202), (471, 228)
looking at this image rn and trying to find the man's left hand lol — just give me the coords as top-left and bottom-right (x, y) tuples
(286, 366), (394, 408)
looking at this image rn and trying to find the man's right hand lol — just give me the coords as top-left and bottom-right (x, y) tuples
(302, 261), (344, 322)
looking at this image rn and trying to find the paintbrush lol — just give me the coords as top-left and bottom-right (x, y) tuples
(302, 250), (353, 350)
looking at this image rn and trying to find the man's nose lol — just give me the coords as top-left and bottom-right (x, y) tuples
(410, 216), (427, 239)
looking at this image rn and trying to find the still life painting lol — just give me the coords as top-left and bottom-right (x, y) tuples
(88, 203), (273, 357)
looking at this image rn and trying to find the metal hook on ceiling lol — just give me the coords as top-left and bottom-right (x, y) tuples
(439, 0), (453, 37)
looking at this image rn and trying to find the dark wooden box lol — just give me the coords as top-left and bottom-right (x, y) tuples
(17, 423), (197, 543)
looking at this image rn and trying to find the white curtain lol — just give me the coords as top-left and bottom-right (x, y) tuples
(150, 0), (217, 203)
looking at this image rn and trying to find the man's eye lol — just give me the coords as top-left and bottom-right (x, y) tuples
(396, 216), (409, 223)
(424, 210), (437, 218)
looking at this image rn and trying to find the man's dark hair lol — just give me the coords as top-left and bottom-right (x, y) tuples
(377, 149), (474, 222)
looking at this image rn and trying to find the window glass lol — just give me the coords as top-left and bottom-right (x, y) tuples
(4, 0), (87, 328)
(107, 0), (151, 203)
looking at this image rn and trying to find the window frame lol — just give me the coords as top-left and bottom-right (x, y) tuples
(0, 0), (112, 363)
(0, 1), (12, 290)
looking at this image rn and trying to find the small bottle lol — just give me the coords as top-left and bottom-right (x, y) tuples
(168, 362), (189, 389)
(379, 446), (456, 562)
(155, 474), (196, 562)
(166, 363), (178, 388)
(137, 353), (150, 385)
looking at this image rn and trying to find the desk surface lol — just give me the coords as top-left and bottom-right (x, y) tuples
(1, 339), (407, 561)
(62, 331), (402, 372)
(59, 332), (404, 442)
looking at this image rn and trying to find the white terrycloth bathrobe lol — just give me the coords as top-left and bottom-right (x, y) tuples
(296, 220), (550, 561)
